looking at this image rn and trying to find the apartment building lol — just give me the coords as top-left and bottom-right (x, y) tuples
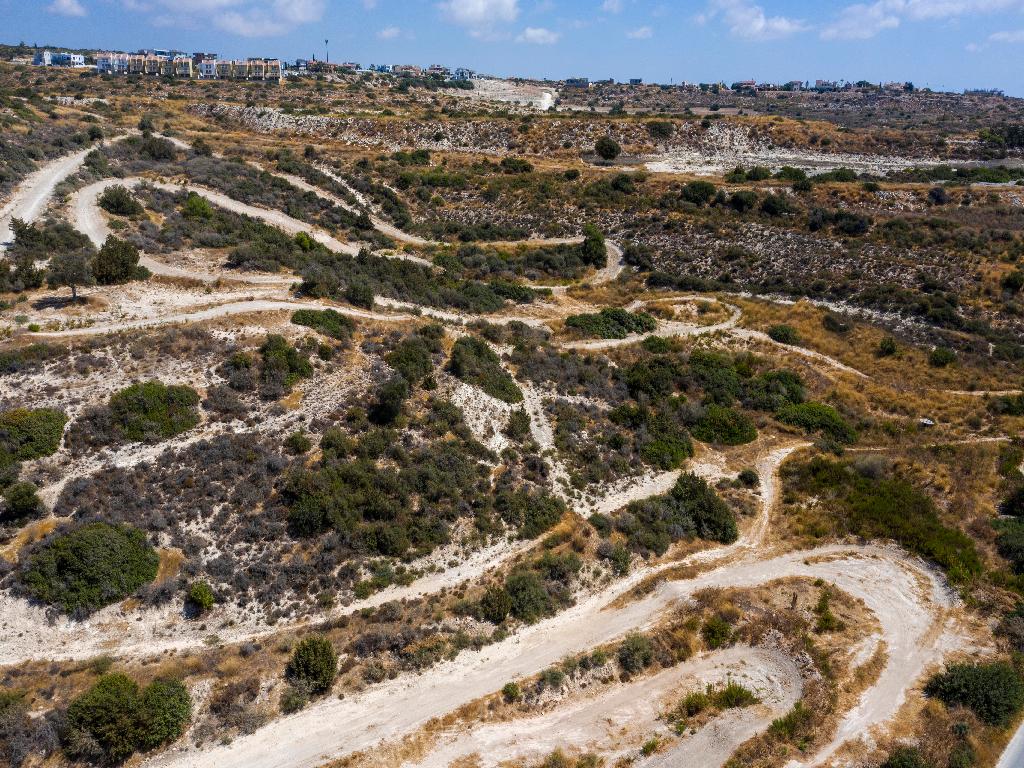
(34, 50), (86, 67)
(95, 51), (280, 81)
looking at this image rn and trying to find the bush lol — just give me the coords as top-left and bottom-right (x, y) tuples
(729, 190), (758, 212)
(284, 431), (312, 454)
(92, 236), (147, 285)
(767, 324), (800, 345)
(503, 409), (532, 440)
(480, 586), (512, 624)
(788, 457), (982, 582)
(617, 633), (654, 674)
(21, 522), (158, 616)
(447, 337), (523, 403)
(65, 673), (191, 763)
(776, 402), (857, 444)
(925, 662), (1024, 725)
(681, 181), (717, 206)
(504, 571), (551, 623)
(565, 308), (657, 340)
(713, 681), (758, 708)
(594, 136), (621, 161)
(737, 468), (759, 487)
(877, 336), (898, 357)
(620, 472), (737, 555)
(287, 636), (338, 694)
(369, 376), (410, 425)
(291, 309), (355, 341)
(386, 334), (436, 385)
(107, 382), (201, 443)
(0, 407), (67, 468)
(2, 481), (42, 522)
(98, 185), (143, 217)
(880, 747), (928, 768)
(502, 681), (522, 702)
(1000, 485), (1024, 517)
(929, 347), (956, 367)
(495, 488), (566, 538)
(186, 581), (215, 614)
(691, 404), (757, 446)
(702, 615), (732, 649)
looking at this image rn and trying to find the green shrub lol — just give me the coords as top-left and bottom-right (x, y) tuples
(65, 673), (191, 763)
(480, 585), (512, 624)
(925, 662), (1024, 725)
(92, 236), (147, 285)
(448, 336), (523, 403)
(620, 472), (737, 556)
(776, 402), (857, 444)
(181, 192), (213, 220)
(504, 409), (532, 440)
(386, 335), (436, 384)
(929, 347), (956, 367)
(877, 336), (898, 357)
(617, 633), (654, 674)
(565, 308), (657, 340)
(284, 430), (312, 454)
(98, 185), (143, 216)
(691, 404), (757, 446)
(287, 636), (338, 694)
(186, 581), (215, 614)
(767, 324), (800, 345)
(713, 681), (758, 708)
(737, 468), (759, 487)
(279, 684), (309, 714)
(107, 382), (201, 443)
(137, 679), (191, 751)
(702, 615), (733, 649)
(595, 136), (621, 161)
(681, 181), (717, 206)
(767, 700), (812, 741)
(880, 747), (928, 768)
(3, 481), (42, 521)
(291, 309), (355, 341)
(369, 376), (410, 425)
(504, 571), (551, 623)
(21, 522), (158, 616)
(787, 457), (982, 582)
(495, 488), (566, 538)
(502, 681), (521, 702)
(0, 407), (67, 468)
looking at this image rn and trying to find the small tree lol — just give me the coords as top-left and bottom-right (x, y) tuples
(617, 633), (653, 674)
(92, 236), (146, 285)
(47, 251), (95, 301)
(594, 136), (621, 162)
(98, 185), (143, 217)
(3, 481), (42, 521)
(287, 635), (338, 694)
(186, 581), (215, 614)
(480, 585), (512, 624)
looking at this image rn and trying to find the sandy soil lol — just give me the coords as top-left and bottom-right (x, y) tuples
(142, 544), (958, 768)
(411, 646), (800, 768)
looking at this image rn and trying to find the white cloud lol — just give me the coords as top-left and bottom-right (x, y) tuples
(820, 1), (899, 39)
(516, 26), (561, 43)
(124, 0), (325, 36)
(626, 25), (653, 38)
(601, 0), (623, 12)
(48, 0), (87, 16)
(704, 0), (808, 40)
(377, 25), (402, 39)
(990, 28), (1024, 42)
(439, 0), (520, 34)
(822, 0), (1024, 40)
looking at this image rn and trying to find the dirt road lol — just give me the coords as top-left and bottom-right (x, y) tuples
(144, 545), (955, 768)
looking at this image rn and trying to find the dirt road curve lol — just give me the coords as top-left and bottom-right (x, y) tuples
(144, 545), (956, 768)
(0, 147), (95, 250)
(997, 721), (1024, 768)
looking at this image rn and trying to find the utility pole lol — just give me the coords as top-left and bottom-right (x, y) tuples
(325, 39), (329, 64)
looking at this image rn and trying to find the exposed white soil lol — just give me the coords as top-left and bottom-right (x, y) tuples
(453, 79), (559, 111)
(411, 646), (800, 768)
(143, 543), (959, 768)
(644, 123), (940, 177)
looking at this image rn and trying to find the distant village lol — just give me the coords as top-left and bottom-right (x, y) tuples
(17, 46), (1006, 97)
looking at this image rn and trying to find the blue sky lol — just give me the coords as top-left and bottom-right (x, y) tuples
(4, 0), (1024, 94)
